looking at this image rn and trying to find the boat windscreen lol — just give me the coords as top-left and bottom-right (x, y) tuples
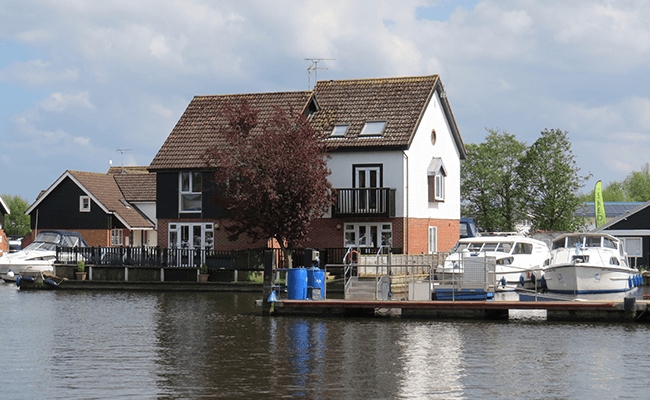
(586, 236), (601, 248)
(567, 236), (584, 248)
(60, 235), (81, 247)
(603, 237), (617, 249)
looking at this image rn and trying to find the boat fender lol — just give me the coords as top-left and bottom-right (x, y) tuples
(44, 279), (58, 287)
(15, 276), (21, 287)
(519, 275), (525, 287)
(638, 275), (643, 286)
(540, 276), (547, 288)
(21, 276), (35, 283)
(530, 273), (536, 285)
(500, 277), (506, 288)
(629, 277), (633, 289)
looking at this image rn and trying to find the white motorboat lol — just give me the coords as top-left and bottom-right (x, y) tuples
(437, 235), (551, 291)
(543, 232), (641, 294)
(0, 230), (88, 282)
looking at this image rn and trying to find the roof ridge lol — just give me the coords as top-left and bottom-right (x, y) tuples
(194, 90), (313, 99)
(315, 75), (439, 85)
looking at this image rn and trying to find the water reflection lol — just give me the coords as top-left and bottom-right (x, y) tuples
(3, 284), (650, 399)
(398, 323), (465, 399)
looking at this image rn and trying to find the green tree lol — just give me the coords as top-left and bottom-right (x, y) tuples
(624, 163), (650, 201)
(461, 129), (526, 232)
(516, 129), (589, 231)
(581, 180), (628, 203)
(1, 195), (31, 236)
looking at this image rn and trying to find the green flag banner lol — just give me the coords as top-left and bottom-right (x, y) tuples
(595, 180), (606, 227)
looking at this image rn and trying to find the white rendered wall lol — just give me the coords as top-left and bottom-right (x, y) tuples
(404, 91), (462, 220)
(326, 150), (405, 217)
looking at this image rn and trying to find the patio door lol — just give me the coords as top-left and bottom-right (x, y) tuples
(355, 166), (381, 213)
(168, 223), (214, 267)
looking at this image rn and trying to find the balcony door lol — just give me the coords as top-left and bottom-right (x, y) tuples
(355, 166), (381, 213)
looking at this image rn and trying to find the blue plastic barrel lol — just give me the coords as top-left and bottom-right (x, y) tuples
(287, 268), (308, 300)
(307, 268), (325, 300)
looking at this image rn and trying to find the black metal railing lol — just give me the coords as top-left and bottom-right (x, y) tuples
(333, 188), (396, 217)
(56, 246), (403, 270)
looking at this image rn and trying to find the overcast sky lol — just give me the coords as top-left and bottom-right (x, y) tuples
(2, 0), (650, 202)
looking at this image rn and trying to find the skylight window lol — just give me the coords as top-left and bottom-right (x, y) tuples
(360, 121), (387, 136)
(331, 124), (349, 137)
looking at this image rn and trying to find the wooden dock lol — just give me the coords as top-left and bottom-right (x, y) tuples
(271, 298), (650, 322)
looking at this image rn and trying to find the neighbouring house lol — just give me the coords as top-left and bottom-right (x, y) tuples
(0, 196), (9, 256)
(575, 202), (643, 231)
(25, 167), (157, 248)
(592, 201), (650, 269)
(148, 75), (466, 256)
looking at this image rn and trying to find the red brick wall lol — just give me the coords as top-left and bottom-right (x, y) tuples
(157, 217), (459, 254)
(0, 229), (8, 255)
(404, 218), (459, 254)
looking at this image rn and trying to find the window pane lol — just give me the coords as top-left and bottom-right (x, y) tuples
(360, 121), (386, 136)
(345, 231), (356, 247)
(181, 172), (190, 192)
(331, 125), (349, 136)
(181, 194), (202, 212)
(192, 172), (202, 192)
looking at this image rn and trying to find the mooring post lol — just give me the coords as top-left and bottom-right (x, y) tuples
(262, 251), (276, 316)
(624, 297), (636, 321)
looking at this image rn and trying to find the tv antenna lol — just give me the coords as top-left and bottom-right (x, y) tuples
(116, 148), (132, 174)
(305, 58), (335, 90)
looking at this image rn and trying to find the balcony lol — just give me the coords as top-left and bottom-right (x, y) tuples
(333, 188), (396, 218)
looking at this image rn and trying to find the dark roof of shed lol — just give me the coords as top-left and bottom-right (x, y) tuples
(576, 202), (644, 217)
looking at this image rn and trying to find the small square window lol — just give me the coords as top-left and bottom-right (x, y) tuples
(331, 125), (349, 137)
(80, 196), (90, 212)
(360, 121), (386, 136)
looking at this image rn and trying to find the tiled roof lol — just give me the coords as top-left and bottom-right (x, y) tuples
(114, 174), (157, 202)
(107, 166), (149, 175)
(311, 75), (441, 149)
(149, 91), (314, 170)
(149, 75), (464, 171)
(68, 171), (155, 229)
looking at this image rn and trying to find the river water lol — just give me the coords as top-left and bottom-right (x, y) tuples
(2, 282), (650, 399)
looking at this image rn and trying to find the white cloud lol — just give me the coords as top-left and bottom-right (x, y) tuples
(0, 59), (79, 87)
(2, 0), (650, 198)
(39, 91), (94, 112)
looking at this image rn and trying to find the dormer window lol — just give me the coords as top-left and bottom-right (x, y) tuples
(360, 121), (387, 136)
(428, 158), (446, 202)
(331, 124), (349, 137)
(80, 196), (90, 212)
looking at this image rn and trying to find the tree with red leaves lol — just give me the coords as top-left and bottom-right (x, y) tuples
(204, 99), (336, 268)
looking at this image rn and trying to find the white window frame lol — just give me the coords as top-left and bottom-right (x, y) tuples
(428, 226), (438, 254)
(179, 171), (202, 213)
(344, 223), (392, 248)
(111, 228), (123, 246)
(434, 173), (445, 201)
(80, 196), (91, 212)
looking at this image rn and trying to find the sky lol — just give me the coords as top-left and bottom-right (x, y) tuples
(2, 0), (650, 203)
